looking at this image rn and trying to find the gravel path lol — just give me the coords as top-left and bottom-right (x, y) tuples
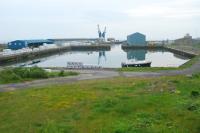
(0, 57), (200, 92)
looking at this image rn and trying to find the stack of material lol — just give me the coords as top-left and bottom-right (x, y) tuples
(67, 62), (102, 69)
(67, 62), (84, 69)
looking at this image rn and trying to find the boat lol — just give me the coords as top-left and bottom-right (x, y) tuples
(27, 60), (41, 65)
(121, 60), (152, 67)
(32, 60), (41, 64)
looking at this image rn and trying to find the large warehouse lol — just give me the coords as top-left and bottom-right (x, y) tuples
(127, 32), (147, 46)
(8, 39), (54, 50)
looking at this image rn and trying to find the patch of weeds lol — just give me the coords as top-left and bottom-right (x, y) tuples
(135, 112), (154, 128)
(187, 103), (200, 111)
(118, 96), (131, 100)
(192, 73), (200, 79)
(64, 71), (79, 76)
(191, 91), (200, 98)
(112, 120), (133, 133)
(153, 112), (168, 124)
(115, 100), (134, 115)
(133, 82), (148, 89)
(166, 122), (174, 129)
(52, 101), (71, 110)
(100, 87), (113, 91)
(94, 84), (113, 91)
(147, 81), (169, 93)
(168, 80), (180, 84)
(93, 98), (117, 113)
(112, 120), (152, 133)
(34, 122), (43, 128)
(127, 82), (149, 93)
(71, 112), (81, 120)
(39, 120), (73, 133)
(0, 68), (22, 83)
(58, 70), (65, 77)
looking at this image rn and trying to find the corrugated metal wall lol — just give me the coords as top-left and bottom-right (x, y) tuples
(127, 33), (146, 46)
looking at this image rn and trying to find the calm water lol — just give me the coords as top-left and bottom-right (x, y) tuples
(16, 45), (190, 68)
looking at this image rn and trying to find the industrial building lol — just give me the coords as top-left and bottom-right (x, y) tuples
(127, 32), (147, 46)
(8, 39), (54, 50)
(174, 34), (197, 45)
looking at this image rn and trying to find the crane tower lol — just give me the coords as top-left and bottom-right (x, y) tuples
(97, 24), (106, 42)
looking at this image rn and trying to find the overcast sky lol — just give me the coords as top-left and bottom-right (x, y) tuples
(0, 0), (200, 42)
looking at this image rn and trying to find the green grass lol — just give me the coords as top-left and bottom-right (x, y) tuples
(180, 55), (200, 69)
(0, 74), (200, 133)
(118, 67), (178, 72)
(47, 70), (78, 78)
(118, 55), (200, 72)
(0, 67), (79, 84)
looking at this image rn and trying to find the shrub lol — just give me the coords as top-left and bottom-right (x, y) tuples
(191, 91), (200, 98)
(192, 73), (200, 79)
(187, 104), (199, 111)
(0, 67), (78, 84)
(58, 70), (65, 77)
(0, 68), (22, 83)
(0, 67), (48, 84)
(65, 71), (79, 76)
(28, 67), (48, 79)
(13, 67), (30, 78)
(12, 67), (48, 79)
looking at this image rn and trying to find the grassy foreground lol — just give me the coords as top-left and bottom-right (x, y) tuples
(0, 74), (200, 133)
(0, 67), (78, 84)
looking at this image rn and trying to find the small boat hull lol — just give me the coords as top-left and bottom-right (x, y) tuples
(122, 62), (151, 67)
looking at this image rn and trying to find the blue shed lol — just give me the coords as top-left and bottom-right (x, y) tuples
(127, 32), (146, 46)
(8, 39), (54, 50)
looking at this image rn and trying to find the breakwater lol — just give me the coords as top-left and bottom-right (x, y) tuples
(122, 45), (164, 50)
(164, 47), (197, 58)
(70, 45), (110, 51)
(0, 45), (111, 66)
(122, 44), (197, 58)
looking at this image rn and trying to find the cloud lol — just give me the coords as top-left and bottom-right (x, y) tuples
(0, 0), (200, 41)
(126, 7), (200, 18)
(125, 0), (200, 19)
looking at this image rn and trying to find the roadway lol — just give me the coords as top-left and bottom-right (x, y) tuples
(0, 56), (200, 92)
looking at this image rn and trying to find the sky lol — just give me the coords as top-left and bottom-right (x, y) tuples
(0, 0), (200, 42)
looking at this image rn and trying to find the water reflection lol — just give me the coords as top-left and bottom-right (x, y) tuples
(9, 45), (190, 68)
(98, 51), (106, 65)
(126, 49), (147, 61)
(173, 53), (189, 60)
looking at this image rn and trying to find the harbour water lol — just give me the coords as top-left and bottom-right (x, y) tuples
(14, 45), (190, 68)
